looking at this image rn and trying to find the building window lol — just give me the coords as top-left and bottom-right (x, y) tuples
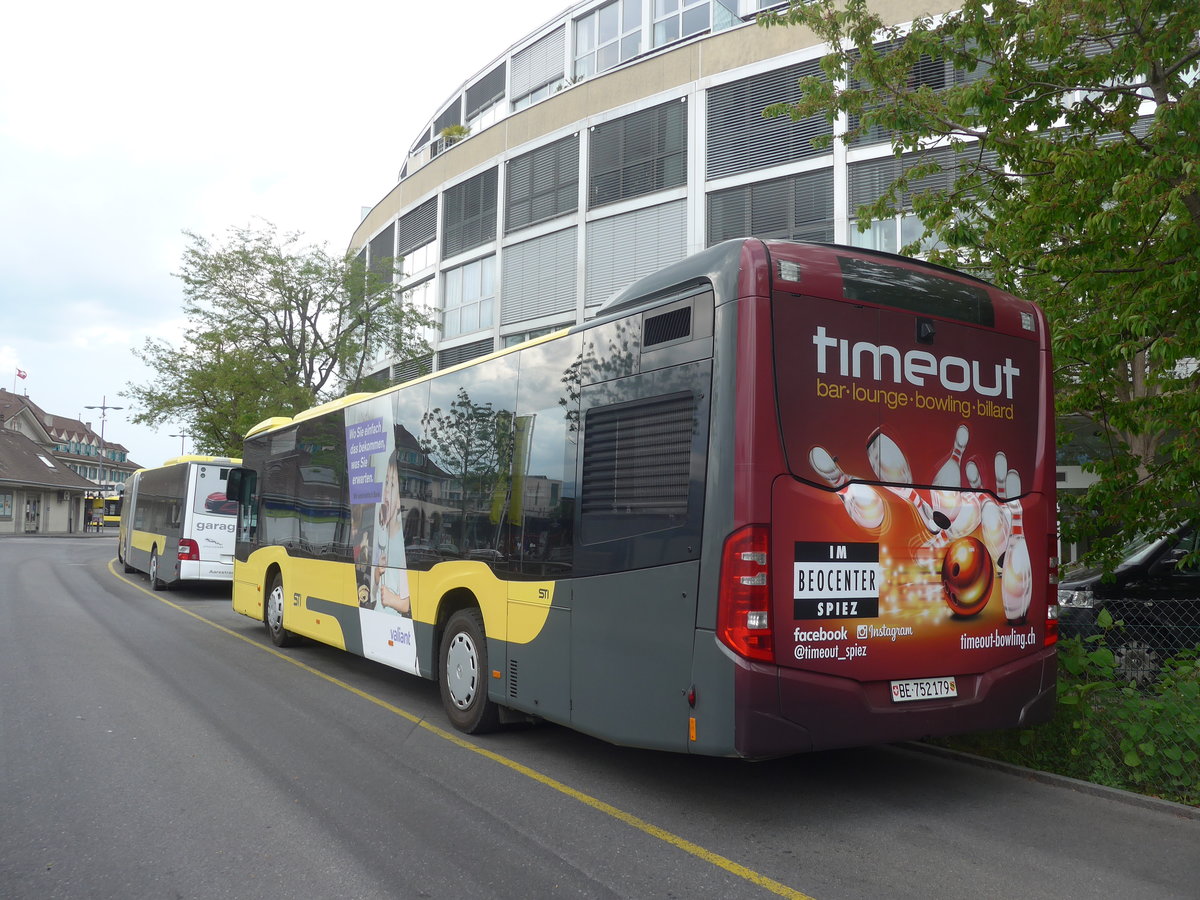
(574, 0), (642, 80)
(512, 26), (567, 110)
(442, 168), (499, 259)
(847, 147), (982, 254)
(369, 223), (396, 285)
(652, 0), (709, 48)
(401, 277), (439, 349)
(398, 197), (437, 257)
(466, 64), (505, 120)
(506, 135), (580, 233)
(707, 60), (832, 179)
(503, 325), (565, 348)
(403, 240), (438, 279)
(437, 337), (494, 370)
(442, 256), (495, 339)
(589, 99), (687, 209)
(707, 167), (835, 246)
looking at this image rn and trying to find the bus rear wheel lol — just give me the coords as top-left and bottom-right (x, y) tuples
(439, 608), (500, 734)
(265, 574), (298, 647)
(149, 550), (167, 591)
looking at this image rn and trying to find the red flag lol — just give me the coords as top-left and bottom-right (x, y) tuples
(15, 368), (26, 380)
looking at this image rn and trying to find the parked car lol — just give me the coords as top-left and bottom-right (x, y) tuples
(1058, 524), (1200, 684)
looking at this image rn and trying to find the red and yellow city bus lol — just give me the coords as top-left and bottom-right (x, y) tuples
(226, 239), (1057, 757)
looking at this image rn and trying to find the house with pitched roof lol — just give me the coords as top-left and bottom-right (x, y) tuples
(0, 388), (144, 534)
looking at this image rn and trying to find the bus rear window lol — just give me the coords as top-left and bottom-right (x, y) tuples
(837, 256), (995, 327)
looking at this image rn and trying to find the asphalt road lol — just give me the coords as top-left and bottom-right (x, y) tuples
(2, 536), (1198, 900)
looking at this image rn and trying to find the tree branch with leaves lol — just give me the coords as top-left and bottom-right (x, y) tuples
(761, 0), (1200, 568)
(124, 220), (434, 456)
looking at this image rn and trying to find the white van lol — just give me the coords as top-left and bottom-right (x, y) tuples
(118, 456), (241, 589)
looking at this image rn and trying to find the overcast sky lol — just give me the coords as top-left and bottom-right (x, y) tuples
(0, 0), (570, 470)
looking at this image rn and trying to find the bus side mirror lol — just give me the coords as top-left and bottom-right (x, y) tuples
(226, 469), (245, 501)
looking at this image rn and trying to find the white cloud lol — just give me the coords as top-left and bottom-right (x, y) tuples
(0, 0), (569, 469)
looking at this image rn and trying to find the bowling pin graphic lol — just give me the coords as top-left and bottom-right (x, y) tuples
(931, 424), (969, 524)
(1001, 469), (1032, 624)
(809, 447), (886, 530)
(866, 428), (949, 533)
(975, 454), (1010, 564)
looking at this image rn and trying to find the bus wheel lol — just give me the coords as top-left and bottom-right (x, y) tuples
(120, 543), (135, 574)
(265, 574), (299, 648)
(439, 608), (500, 734)
(149, 550), (167, 591)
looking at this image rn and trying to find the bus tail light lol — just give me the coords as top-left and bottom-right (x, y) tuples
(178, 538), (200, 561)
(718, 525), (774, 663)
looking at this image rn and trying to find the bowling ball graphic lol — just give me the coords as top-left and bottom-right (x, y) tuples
(941, 536), (993, 616)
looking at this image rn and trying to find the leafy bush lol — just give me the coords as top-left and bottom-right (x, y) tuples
(934, 609), (1200, 806)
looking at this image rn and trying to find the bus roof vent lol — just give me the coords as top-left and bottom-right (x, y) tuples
(644, 306), (691, 347)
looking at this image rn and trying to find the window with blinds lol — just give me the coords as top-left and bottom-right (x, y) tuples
(512, 26), (565, 106)
(438, 338), (494, 370)
(434, 102), (461, 136)
(706, 60), (832, 179)
(397, 198), (437, 257)
(585, 201), (687, 308)
(848, 41), (990, 146)
(442, 168), (498, 258)
(391, 354), (433, 385)
(588, 99), (687, 209)
(466, 63), (506, 121)
(506, 135), (580, 233)
(848, 146), (972, 212)
(368, 223), (396, 283)
(707, 168), (834, 246)
(501, 229), (577, 326)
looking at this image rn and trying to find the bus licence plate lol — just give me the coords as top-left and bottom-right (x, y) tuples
(890, 677), (958, 703)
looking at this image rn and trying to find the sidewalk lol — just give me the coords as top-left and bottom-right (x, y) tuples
(0, 530), (116, 538)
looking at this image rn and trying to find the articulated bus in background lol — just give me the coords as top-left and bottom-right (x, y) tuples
(86, 495), (122, 530)
(118, 456), (241, 590)
(226, 239), (1058, 757)
(101, 495), (122, 526)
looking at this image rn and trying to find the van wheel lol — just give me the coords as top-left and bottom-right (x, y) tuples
(265, 574), (298, 647)
(439, 609), (500, 734)
(149, 550), (167, 591)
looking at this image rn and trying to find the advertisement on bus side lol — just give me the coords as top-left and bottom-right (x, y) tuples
(344, 395), (421, 676)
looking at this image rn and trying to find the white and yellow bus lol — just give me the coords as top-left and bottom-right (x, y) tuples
(118, 455), (241, 590)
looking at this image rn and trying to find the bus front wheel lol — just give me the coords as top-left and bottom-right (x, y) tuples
(439, 608), (500, 734)
(120, 542), (135, 574)
(265, 574), (299, 647)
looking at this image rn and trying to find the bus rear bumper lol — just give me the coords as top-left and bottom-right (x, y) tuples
(734, 647), (1057, 758)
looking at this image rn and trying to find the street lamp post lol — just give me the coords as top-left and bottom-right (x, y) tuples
(169, 431), (190, 456)
(84, 396), (124, 491)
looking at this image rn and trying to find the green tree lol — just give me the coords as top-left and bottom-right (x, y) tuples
(124, 221), (434, 456)
(761, 0), (1200, 567)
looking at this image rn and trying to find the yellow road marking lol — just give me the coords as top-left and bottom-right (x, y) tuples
(107, 560), (815, 900)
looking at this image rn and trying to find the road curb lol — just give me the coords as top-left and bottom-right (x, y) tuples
(903, 741), (1200, 820)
